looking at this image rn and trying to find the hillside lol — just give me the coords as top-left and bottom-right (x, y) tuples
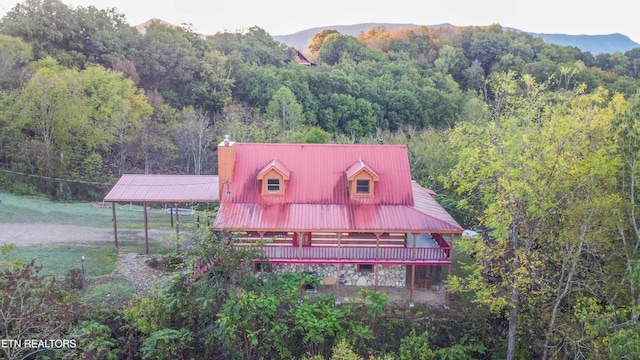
(530, 32), (639, 53)
(272, 22), (640, 54)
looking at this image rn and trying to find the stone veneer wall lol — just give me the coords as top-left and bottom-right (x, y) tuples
(271, 263), (407, 287)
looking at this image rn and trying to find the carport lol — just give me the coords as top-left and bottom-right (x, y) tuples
(103, 174), (219, 253)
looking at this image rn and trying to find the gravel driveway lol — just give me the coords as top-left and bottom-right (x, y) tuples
(0, 223), (174, 247)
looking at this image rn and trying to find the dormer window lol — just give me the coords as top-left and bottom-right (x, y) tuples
(356, 179), (370, 194)
(257, 158), (290, 196)
(346, 159), (379, 197)
(267, 178), (281, 193)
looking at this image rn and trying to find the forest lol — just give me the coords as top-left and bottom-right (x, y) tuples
(2, 0), (640, 359)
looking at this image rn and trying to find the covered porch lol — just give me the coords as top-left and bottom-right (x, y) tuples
(248, 232), (452, 265)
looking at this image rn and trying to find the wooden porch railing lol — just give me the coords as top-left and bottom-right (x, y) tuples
(254, 245), (451, 265)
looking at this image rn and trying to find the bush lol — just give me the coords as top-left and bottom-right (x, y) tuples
(65, 268), (84, 290)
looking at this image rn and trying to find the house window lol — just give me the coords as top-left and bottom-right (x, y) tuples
(267, 178), (280, 193)
(357, 264), (374, 273)
(356, 179), (370, 194)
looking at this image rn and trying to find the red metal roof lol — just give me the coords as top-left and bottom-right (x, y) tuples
(214, 143), (462, 233)
(411, 181), (463, 232)
(224, 143), (414, 205)
(214, 203), (462, 233)
(104, 174), (219, 202)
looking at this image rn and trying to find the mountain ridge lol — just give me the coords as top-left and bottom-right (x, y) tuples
(134, 19), (639, 54)
(270, 22), (640, 54)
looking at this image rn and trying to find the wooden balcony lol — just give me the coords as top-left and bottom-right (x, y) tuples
(254, 245), (451, 265)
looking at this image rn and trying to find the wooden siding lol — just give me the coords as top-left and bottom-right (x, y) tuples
(237, 232), (406, 247)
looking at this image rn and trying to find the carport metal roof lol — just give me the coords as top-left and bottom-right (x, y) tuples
(103, 174), (220, 254)
(104, 174), (220, 202)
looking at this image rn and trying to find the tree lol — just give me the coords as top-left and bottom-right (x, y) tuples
(174, 106), (216, 175)
(0, 0), (138, 68)
(434, 44), (469, 83)
(318, 33), (373, 65)
(308, 29), (339, 56)
(266, 85), (305, 133)
(134, 22), (201, 104)
(9, 59), (89, 181)
(233, 64), (281, 109)
(207, 26), (292, 67)
(317, 93), (376, 137)
(447, 72), (621, 359)
(0, 34), (33, 91)
(76, 64), (152, 178)
(614, 88), (640, 310)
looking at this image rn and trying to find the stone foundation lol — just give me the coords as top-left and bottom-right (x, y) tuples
(271, 263), (407, 287)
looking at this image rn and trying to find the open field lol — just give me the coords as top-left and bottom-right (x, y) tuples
(0, 192), (185, 277)
(0, 192), (195, 229)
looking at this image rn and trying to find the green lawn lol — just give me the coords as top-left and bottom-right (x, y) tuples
(2, 239), (173, 277)
(2, 244), (118, 277)
(0, 192), (188, 277)
(0, 192), (197, 228)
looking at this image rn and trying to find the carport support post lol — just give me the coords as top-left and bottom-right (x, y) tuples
(143, 202), (149, 254)
(112, 202), (118, 251)
(169, 204), (174, 228)
(175, 202), (180, 250)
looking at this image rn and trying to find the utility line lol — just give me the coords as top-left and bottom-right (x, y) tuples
(0, 169), (114, 186)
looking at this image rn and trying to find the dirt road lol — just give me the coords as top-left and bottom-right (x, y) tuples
(0, 223), (174, 247)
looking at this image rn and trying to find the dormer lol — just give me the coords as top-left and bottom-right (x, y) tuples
(346, 159), (379, 197)
(257, 158), (290, 196)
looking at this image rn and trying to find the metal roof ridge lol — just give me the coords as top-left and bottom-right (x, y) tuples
(235, 142), (408, 148)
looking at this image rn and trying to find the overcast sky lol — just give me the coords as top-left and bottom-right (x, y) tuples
(0, 0), (638, 44)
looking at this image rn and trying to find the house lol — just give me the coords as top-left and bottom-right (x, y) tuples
(294, 50), (316, 67)
(212, 136), (463, 295)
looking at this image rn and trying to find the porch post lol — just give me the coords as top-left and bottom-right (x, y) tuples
(111, 202), (118, 251)
(410, 233), (419, 301)
(169, 204), (174, 228)
(375, 232), (382, 291)
(143, 202), (149, 254)
(336, 262), (341, 302)
(410, 264), (416, 301)
(412, 232), (418, 261)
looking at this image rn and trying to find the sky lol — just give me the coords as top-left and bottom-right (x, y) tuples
(0, 0), (638, 44)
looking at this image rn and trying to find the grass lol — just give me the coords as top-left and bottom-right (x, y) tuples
(82, 280), (136, 308)
(2, 244), (117, 277)
(0, 192), (198, 228)
(2, 239), (173, 277)
(0, 192), (183, 278)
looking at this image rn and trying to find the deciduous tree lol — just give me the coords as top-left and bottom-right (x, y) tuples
(447, 72), (621, 359)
